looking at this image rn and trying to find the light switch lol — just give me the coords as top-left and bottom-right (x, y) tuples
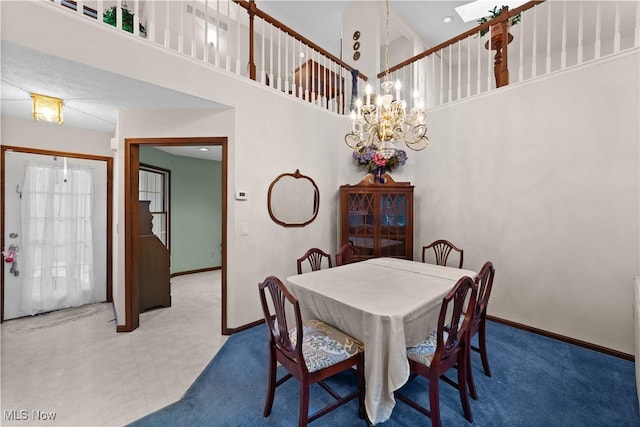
(240, 223), (249, 236)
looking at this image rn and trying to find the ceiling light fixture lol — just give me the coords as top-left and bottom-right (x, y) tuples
(443, 16), (453, 23)
(198, 147), (210, 152)
(344, 0), (428, 157)
(31, 93), (63, 125)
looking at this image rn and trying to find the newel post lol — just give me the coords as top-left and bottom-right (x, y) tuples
(496, 8), (510, 87)
(490, 7), (511, 88)
(247, 0), (257, 81)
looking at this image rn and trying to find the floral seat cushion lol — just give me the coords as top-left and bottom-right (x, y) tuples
(290, 319), (364, 373)
(406, 330), (449, 367)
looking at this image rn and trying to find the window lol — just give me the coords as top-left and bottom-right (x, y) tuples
(139, 165), (170, 248)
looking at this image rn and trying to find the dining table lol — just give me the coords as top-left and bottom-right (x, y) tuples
(286, 257), (477, 424)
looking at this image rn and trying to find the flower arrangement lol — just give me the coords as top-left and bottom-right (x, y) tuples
(477, 5), (521, 37)
(352, 146), (407, 173)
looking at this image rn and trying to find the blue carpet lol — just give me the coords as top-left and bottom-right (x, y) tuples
(129, 321), (639, 426)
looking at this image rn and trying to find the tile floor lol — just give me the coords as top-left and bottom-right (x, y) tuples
(1, 270), (227, 426)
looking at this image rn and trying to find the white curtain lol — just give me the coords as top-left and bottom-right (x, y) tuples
(20, 162), (98, 315)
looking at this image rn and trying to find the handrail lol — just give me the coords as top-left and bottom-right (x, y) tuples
(379, 0), (544, 78)
(234, 0), (368, 81)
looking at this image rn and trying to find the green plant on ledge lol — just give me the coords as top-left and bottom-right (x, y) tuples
(477, 5), (522, 37)
(103, 5), (147, 37)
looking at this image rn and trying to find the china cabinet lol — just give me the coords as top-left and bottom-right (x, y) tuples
(340, 174), (414, 260)
(138, 200), (171, 312)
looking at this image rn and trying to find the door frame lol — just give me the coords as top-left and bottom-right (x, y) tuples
(0, 145), (114, 322)
(122, 137), (228, 333)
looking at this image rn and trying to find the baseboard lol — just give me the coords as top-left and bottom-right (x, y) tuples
(225, 318), (264, 335)
(487, 315), (634, 362)
(170, 266), (221, 278)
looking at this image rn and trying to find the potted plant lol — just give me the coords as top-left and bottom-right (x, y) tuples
(477, 5), (521, 38)
(103, 4), (147, 37)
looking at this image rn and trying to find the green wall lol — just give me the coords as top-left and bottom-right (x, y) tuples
(140, 146), (222, 273)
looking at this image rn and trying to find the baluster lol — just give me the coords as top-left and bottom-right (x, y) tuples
(325, 56), (330, 109)
(148, 0), (155, 43)
(518, 12), (524, 81)
(577, 1), (584, 64)
(545, 1), (551, 73)
(531, 5), (537, 78)
(293, 37), (298, 97)
(467, 36), (471, 98)
(456, 42), (461, 100)
(561, 1), (567, 69)
(431, 53), (437, 107)
(439, 48), (444, 105)
(595, 0), (602, 59)
(636, 0), (640, 48)
(178, 0), (184, 53)
(116, 2), (122, 30)
(235, 0), (241, 75)
(261, 19), (266, 84)
(277, 29), (282, 91)
(164, 1), (171, 49)
(311, 50), (317, 105)
(204, 0), (210, 63)
(299, 40), (304, 99)
(448, 45), (452, 103)
(133, 0), (139, 37)
(225, 0), (231, 71)
(191, 1), (197, 58)
(487, 28), (492, 90)
(308, 42), (313, 102)
(215, 0), (220, 67)
(96, 0), (104, 25)
(269, 23), (273, 88)
(614, 1), (621, 53)
(285, 33), (289, 95)
(476, 30), (481, 95)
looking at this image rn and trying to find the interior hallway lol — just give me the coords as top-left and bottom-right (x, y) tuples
(1, 270), (226, 426)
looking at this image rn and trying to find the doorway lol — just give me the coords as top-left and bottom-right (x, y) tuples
(1, 146), (113, 322)
(123, 137), (227, 333)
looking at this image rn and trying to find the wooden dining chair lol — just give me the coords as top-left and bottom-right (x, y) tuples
(297, 248), (332, 274)
(466, 261), (496, 400)
(422, 239), (464, 268)
(258, 276), (365, 427)
(335, 242), (361, 267)
(395, 276), (478, 427)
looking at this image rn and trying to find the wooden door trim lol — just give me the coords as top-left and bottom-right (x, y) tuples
(122, 137), (228, 334)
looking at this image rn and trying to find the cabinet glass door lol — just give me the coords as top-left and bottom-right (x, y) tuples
(346, 193), (375, 257)
(379, 194), (407, 257)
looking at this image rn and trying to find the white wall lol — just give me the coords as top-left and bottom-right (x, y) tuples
(414, 50), (640, 354)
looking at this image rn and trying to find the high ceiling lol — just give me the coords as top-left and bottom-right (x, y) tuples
(1, 1), (499, 160)
(259, 1), (479, 58)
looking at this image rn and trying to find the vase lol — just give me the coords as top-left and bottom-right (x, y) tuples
(375, 167), (385, 183)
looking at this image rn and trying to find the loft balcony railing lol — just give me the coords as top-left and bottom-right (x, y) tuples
(376, 0), (640, 109)
(52, 0), (367, 115)
(49, 1), (639, 115)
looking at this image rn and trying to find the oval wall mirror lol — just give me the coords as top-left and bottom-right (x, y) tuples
(268, 169), (319, 227)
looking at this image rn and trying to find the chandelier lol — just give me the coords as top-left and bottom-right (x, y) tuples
(344, 0), (428, 156)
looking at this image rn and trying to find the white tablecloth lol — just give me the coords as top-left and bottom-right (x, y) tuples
(286, 257), (477, 424)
